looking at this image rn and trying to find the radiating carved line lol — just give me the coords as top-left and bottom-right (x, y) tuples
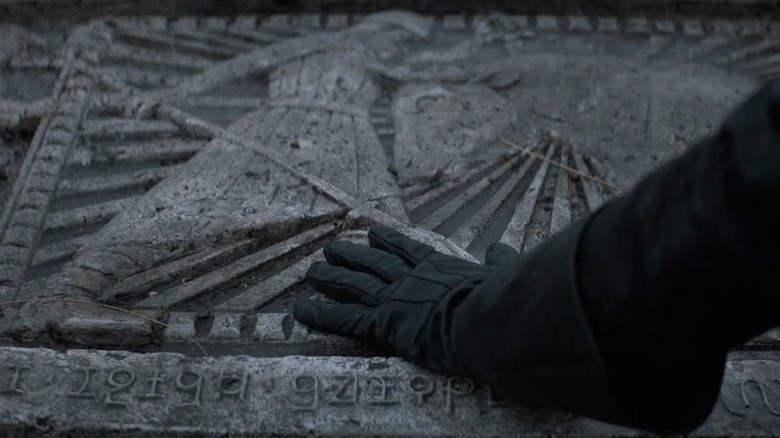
(8, 55), (63, 70)
(107, 43), (212, 71)
(132, 223), (336, 309)
(733, 52), (780, 77)
(171, 28), (262, 53)
(573, 154), (605, 211)
(549, 152), (572, 235)
(674, 36), (733, 62)
(449, 156), (537, 249)
(93, 66), (186, 89)
(500, 145), (555, 251)
(56, 166), (181, 198)
(82, 119), (180, 141)
(43, 197), (136, 232)
(417, 156), (522, 230)
(217, 28), (285, 45)
(216, 250), (324, 311)
(115, 29), (239, 59)
(68, 139), (205, 167)
(404, 158), (507, 210)
(0, 94), (90, 291)
(713, 39), (780, 67)
(635, 35), (675, 60)
(100, 239), (255, 303)
(31, 234), (90, 267)
(180, 95), (265, 108)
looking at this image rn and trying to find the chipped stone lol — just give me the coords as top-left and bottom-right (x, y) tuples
(442, 15), (468, 30)
(681, 19), (707, 37)
(207, 312), (242, 341)
(253, 313), (307, 342)
(625, 17), (651, 34)
(566, 16), (592, 33)
(163, 312), (197, 341)
(595, 17), (620, 33)
(534, 15), (560, 32)
(654, 19), (677, 34)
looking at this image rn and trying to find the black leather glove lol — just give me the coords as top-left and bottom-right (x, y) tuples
(294, 219), (616, 428)
(294, 81), (780, 435)
(293, 225), (520, 374)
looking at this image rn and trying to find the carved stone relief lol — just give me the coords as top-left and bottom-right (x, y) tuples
(0, 11), (778, 435)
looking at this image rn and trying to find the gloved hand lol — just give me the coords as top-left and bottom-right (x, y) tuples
(293, 225), (519, 374)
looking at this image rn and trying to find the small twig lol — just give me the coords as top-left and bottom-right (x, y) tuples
(1, 297), (210, 357)
(500, 137), (617, 190)
(63, 299), (169, 327)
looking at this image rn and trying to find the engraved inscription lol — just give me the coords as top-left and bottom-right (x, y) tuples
(175, 370), (204, 408)
(444, 377), (475, 414)
(219, 370), (250, 402)
(486, 385), (507, 407)
(139, 370), (165, 400)
(0, 362), (523, 415)
(287, 374), (479, 414)
(67, 367), (100, 400)
(329, 373), (359, 405)
(291, 374), (318, 411)
(722, 378), (780, 417)
(1, 366), (31, 396)
(105, 368), (136, 408)
(408, 375), (435, 405)
(366, 376), (400, 405)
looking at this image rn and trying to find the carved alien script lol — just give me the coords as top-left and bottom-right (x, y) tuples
(0, 10), (778, 435)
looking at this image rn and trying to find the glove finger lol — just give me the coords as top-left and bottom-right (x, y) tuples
(306, 262), (384, 306)
(368, 225), (436, 267)
(293, 298), (376, 341)
(324, 240), (411, 283)
(485, 242), (521, 268)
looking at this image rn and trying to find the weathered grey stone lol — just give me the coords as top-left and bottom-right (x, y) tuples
(207, 312), (242, 341)
(1, 9), (780, 436)
(0, 346), (778, 436)
(164, 312), (198, 341)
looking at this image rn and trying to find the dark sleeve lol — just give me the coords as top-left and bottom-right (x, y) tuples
(450, 80), (780, 433)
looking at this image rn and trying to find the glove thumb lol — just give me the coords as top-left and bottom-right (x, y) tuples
(484, 242), (520, 269)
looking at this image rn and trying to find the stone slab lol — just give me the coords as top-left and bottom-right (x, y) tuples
(1, 347), (780, 436)
(2, 9), (780, 437)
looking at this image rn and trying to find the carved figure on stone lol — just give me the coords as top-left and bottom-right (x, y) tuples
(11, 11), (479, 344)
(8, 10), (762, 347)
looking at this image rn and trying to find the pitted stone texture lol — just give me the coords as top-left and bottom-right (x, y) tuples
(0, 24), (60, 225)
(164, 312), (198, 341)
(0, 347), (777, 436)
(492, 54), (754, 190)
(393, 83), (516, 188)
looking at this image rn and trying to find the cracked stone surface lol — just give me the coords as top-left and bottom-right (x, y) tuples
(0, 8), (779, 436)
